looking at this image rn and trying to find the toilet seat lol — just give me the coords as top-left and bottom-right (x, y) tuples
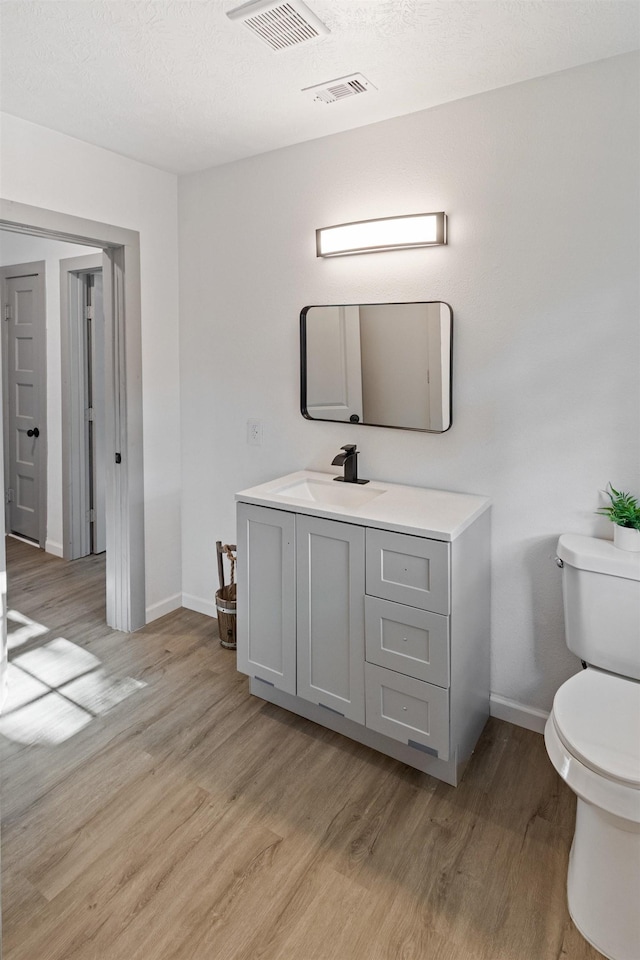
(552, 670), (640, 788)
(546, 670), (640, 825)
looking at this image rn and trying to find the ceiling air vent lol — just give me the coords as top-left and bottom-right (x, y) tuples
(302, 74), (377, 105)
(226, 0), (329, 51)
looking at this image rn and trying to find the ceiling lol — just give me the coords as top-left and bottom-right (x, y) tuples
(1, 0), (638, 175)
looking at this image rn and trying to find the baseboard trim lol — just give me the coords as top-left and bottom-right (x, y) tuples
(45, 539), (64, 558)
(490, 694), (548, 735)
(145, 593), (182, 623)
(181, 593), (217, 619)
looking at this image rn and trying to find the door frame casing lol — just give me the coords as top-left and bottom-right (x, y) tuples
(60, 253), (103, 560)
(0, 199), (145, 632)
(0, 260), (47, 548)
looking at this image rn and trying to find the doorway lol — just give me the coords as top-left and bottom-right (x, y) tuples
(0, 261), (47, 547)
(0, 198), (145, 639)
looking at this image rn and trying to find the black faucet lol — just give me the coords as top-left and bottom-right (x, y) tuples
(331, 444), (369, 484)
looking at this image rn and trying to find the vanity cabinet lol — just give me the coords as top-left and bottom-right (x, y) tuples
(236, 471), (491, 787)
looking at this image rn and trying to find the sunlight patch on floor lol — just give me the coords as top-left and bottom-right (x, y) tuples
(14, 637), (101, 686)
(6, 608), (50, 652)
(1, 662), (49, 711)
(61, 670), (146, 716)
(0, 614), (147, 746)
(0, 681), (92, 744)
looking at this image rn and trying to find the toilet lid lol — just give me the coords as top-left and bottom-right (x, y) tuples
(553, 670), (640, 787)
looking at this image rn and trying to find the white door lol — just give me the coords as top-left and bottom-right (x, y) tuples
(62, 263), (107, 559)
(304, 305), (363, 423)
(2, 266), (46, 545)
(88, 271), (106, 554)
(296, 514), (365, 723)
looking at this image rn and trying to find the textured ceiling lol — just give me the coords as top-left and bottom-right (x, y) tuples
(1, 0), (638, 175)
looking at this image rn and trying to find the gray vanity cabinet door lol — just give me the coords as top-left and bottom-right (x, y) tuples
(296, 515), (366, 723)
(237, 503), (297, 695)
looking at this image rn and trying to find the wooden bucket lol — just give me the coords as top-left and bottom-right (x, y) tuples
(216, 541), (237, 649)
(216, 583), (237, 649)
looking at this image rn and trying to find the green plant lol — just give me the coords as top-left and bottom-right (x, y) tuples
(596, 484), (640, 530)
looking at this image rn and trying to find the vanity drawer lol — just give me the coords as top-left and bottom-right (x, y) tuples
(366, 529), (450, 614)
(365, 663), (449, 760)
(365, 596), (449, 687)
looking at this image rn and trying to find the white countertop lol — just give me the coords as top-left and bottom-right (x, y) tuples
(236, 470), (490, 542)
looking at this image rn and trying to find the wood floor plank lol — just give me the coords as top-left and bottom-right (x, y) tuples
(1, 536), (604, 960)
(235, 863), (373, 960)
(4, 776), (217, 960)
(0, 868), (48, 941)
(23, 753), (198, 903)
(1, 738), (156, 881)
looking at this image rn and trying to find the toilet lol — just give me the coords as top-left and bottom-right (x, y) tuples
(545, 534), (640, 960)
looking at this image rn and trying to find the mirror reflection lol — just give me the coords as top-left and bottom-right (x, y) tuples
(301, 302), (452, 432)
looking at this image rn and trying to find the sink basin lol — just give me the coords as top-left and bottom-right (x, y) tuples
(273, 477), (384, 509)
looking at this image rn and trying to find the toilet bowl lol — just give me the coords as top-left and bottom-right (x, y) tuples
(545, 669), (640, 960)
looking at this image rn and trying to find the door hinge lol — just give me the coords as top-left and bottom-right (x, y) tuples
(5, 488), (14, 504)
(3, 304), (10, 322)
(86, 508), (95, 523)
(85, 407), (94, 421)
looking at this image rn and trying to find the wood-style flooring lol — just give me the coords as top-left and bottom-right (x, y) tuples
(1, 536), (603, 960)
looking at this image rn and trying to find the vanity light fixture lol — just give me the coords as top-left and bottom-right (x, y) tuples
(316, 212), (447, 257)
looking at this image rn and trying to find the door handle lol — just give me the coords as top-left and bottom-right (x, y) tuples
(27, 427), (40, 438)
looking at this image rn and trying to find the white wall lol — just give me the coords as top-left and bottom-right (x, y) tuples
(0, 114), (181, 619)
(179, 52), (639, 716)
(0, 232), (98, 556)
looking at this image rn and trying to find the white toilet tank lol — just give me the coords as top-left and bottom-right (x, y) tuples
(557, 534), (640, 681)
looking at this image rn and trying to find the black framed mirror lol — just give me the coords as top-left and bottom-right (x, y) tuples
(300, 302), (452, 432)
